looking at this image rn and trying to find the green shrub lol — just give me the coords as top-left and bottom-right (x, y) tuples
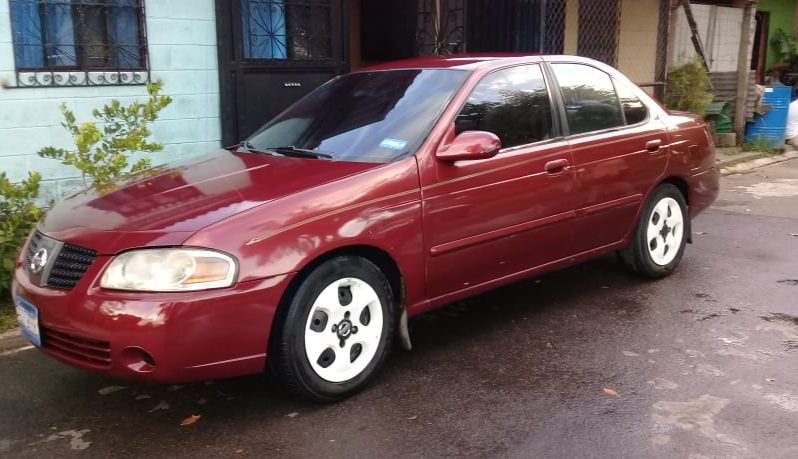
(0, 172), (44, 301)
(1, 83), (171, 307)
(770, 28), (798, 68)
(666, 61), (714, 116)
(38, 81), (172, 189)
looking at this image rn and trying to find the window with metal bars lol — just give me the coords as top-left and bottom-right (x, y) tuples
(240, 0), (332, 61)
(9, 0), (146, 75)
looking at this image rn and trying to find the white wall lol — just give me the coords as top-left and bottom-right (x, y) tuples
(671, 4), (743, 72)
(0, 0), (222, 200)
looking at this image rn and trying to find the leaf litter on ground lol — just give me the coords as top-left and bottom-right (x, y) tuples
(180, 415), (201, 426)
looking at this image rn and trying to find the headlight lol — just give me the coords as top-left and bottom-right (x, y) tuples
(100, 248), (237, 292)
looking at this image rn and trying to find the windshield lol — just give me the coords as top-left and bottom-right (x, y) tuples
(245, 69), (469, 163)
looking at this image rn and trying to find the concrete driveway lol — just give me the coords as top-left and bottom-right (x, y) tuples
(1, 159), (797, 458)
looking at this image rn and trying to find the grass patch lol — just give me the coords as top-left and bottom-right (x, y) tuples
(0, 301), (17, 333)
(742, 138), (782, 156)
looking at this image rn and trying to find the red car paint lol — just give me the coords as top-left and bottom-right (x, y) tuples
(11, 55), (718, 382)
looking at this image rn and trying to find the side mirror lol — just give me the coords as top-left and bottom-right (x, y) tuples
(436, 131), (501, 162)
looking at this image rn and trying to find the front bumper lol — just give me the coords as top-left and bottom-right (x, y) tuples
(12, 257), (293, 383)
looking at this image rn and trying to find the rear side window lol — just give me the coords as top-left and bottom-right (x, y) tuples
(455, 64), (554, 149)
(615, 80), (648, 125)
(552, 63), (624, 135)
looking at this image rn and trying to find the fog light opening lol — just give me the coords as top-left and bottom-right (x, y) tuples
(121, 347), (156, 373)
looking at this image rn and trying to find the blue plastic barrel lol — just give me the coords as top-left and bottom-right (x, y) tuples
(745, 86), (792, 148)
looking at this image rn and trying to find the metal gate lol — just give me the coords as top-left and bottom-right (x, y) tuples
(216, 0), (348, 145)
(416, 0), (669, 98)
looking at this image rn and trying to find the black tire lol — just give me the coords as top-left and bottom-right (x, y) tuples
(270, 256), (395, 402)
(618, 184), (688, 279)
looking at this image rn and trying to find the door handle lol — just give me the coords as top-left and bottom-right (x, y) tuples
(645, 140), (662, 152)
(544, 159), (570, 174)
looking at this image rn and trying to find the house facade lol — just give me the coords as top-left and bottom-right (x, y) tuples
(0, 0), (221, 199)
(0, 0), (773, 198)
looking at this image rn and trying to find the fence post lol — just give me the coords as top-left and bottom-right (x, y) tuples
(734, 0), (757, 140)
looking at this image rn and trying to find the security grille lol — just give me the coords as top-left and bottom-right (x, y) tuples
(8, 0), (149, 87)
(416, 0), (465, 55)
(241, 0), (333, 61)
(416, 0), (671, 100)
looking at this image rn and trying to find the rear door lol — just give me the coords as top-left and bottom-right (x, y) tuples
(420, 64), (576, 301)
(549, 62), (668, 254)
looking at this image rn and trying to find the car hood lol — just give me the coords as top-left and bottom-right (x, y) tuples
(40, 149), (383, 254)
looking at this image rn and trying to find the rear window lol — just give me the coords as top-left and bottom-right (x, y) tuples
(551, 63), (624, 135)
(615, 79), (648, 125)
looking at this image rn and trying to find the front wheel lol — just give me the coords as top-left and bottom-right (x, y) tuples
(271, 256), (394, 402)
(619, 184), (688, 278)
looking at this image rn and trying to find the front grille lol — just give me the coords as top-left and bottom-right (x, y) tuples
(25, 231), (97, 290)
(42, 327), (111, 368)
(48, 243), (97, 289)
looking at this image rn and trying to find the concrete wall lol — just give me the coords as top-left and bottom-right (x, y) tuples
(617, 0), (660, 85)
(0, 0), (222, 200)
(563, 0), (579, 54)
(561, 0), (660, 86)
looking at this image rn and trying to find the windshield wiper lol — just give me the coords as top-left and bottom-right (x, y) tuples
(238, 141), (279, 156)
(239, 141), (334, 159)
(264, 145), (334, 159)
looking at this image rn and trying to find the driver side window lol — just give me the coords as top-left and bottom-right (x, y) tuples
(455, 64), (554, 149)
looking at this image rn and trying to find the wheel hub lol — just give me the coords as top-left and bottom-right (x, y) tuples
(331, 314), (359, 347)
(336, 319), (353, 339)
(660, 221), (671, 240)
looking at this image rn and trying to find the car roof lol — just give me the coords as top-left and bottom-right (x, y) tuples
(359, 54), (601, 72)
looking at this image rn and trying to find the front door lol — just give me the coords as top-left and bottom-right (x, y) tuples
(421, 64), (576, 301)
(216, 0), (348, 145)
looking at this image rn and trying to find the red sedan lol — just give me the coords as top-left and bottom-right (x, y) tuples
(12, 55), (718, 401)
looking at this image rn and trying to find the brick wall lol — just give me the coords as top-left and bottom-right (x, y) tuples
(0, 0), (221, 200)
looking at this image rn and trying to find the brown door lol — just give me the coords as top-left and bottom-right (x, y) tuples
(216, 0), (349, 145)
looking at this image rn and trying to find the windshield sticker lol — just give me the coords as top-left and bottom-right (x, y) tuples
(379, 138), (408, 151)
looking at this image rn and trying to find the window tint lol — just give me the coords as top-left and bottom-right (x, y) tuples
(552, 63), (624, 135)
(615, 80), (648, 125)
(455, 65), (554, 149)
(246, 69), (468, 163)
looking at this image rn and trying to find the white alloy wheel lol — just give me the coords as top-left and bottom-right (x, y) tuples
(304, 277), (384, 383)
(646, 196), (684, 266)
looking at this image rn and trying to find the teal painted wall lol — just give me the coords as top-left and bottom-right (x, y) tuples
(758, 0), (797, 69)
(0, 1), (222, 200)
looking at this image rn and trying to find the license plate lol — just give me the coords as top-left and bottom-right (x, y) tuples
(15, 296), (41, 347)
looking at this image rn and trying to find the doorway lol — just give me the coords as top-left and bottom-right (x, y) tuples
(215, 0), (349, 146)
(751, 11), (769, 83)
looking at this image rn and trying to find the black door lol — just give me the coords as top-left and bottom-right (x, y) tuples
(216, 0), (349, 145)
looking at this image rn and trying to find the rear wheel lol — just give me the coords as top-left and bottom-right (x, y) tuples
(619, 184), (688, 278)
(271, 256), (394, 402)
